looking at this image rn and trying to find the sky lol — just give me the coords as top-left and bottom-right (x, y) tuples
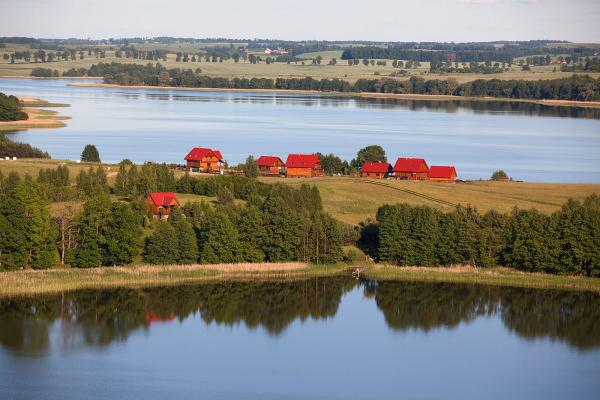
(1, 0), (599, 42)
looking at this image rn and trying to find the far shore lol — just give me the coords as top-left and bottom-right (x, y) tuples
(68, 81), (600, 109)
(1, 263), (599, 297)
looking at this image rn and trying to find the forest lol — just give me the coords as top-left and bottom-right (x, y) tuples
(368, 198), (600, 276)
(80, 62), (600, 101)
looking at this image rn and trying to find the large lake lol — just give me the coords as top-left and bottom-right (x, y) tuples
(1, 278), (599, 399)
(1, 78), (599, 182)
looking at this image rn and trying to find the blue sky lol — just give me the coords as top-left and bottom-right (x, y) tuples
(1, 0), (599, 42)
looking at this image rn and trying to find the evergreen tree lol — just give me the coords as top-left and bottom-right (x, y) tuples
(242, 155), (260, 178)
(198, 210), (240, 263)
(144, 221), (179, 265)
(234, 205), (266, 262)
(262, 196), (300, 262)
(0, 182), (58, 270)
(102, 203), (143, 265)
(169, 208), (199, 264)
(80, 144), (101, 162)
(113, 162), (130, 196)
(70, 194), (112, 268)
(502, 208), (550, 272)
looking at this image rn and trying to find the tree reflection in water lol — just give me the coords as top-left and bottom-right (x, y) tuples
(0, 277), (599, 356)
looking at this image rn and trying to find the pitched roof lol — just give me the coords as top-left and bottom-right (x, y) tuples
(148, 192), (180, 207)
(256, 155), (284, 167)
(285, 154), (320, 169)
(392, 158), (429, 173)
(428, 166), (457, 179)
(361, 162), (391, 173)
(184, 147), (223, 161)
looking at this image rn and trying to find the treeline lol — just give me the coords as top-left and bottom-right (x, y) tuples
(341, 46), (597, 63)
(81, 63), (600, 101)
(0, 133), (49, 159)
(0, 92), (27, 121)
(369, 197), (600, 276)
(429, 61), (506, 74)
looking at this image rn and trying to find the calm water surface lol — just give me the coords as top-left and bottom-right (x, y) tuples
(1, 278), (599, 399)
(1, 78), (599, 182)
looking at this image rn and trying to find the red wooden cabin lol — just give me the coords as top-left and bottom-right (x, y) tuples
(360, 162), (391, 179)
(256, 155), (286, 176)
(146, 192), (180, 218)
(392, 158), (429, 180)
(428, 166), (458, 182)
(285, 154), (323, 177)
(184, 147), (224, 173)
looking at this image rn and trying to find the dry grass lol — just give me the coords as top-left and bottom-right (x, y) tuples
(365, 264), (600, 292)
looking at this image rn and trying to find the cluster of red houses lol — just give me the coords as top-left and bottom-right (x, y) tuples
(360, 158), (458, 182)
(182, 147), (457, 182)
(146, 150), (457, 218)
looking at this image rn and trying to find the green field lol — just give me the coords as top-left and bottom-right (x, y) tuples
(2, 49), (598, 83)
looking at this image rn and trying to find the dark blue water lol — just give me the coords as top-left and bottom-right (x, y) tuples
(1, 278), (599, 399)
(1, 78), (599, 182)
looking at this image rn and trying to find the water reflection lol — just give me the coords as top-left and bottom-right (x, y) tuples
(1, 278), (598, 356)
(370, 281), (600, 349)
(132, 91), (600, 119)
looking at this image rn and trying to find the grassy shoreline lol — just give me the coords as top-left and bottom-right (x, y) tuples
(68, 81), (600, 109)
(364, 265), (600, 293)
(1, 263), (599, 297)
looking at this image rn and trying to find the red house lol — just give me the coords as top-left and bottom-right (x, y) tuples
(184, 147), (224, 173)
(392, 158), (429, 180)
(146, 192), (180, 218)
(256, 155), (286, 176)
(428, 166), (458, 182)
(360, 162), (391, 179)
(285, 154), (323, 177)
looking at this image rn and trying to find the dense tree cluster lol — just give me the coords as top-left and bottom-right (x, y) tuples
(371, 196), (600, 276)
(114, 162), (176, 198)
(30, 68), (59, 77)
(146, 184), (343, 265)
(0, 92), (28, 121)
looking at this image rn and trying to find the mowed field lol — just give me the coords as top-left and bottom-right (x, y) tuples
(260, 177), (600, 224)
(2, 49), (598, 83)
(2, 159), (599, 224)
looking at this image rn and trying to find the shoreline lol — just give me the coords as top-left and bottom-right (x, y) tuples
(1, 263), (598, 297)
(68, 81), (600, 109)
(0, 97), (70, 131)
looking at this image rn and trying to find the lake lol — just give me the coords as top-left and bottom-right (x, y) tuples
(1, 78), (599, 182)
(0, 277), (599, 400)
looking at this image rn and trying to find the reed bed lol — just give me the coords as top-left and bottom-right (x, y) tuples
(0, 262), (345, 297)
